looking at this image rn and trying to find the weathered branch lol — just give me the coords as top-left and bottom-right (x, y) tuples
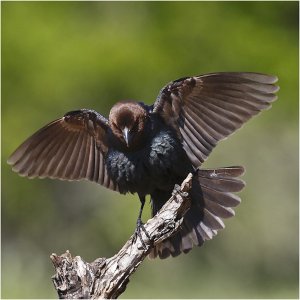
(51, 173), (193, 299)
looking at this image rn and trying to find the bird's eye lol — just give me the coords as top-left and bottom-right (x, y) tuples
(131, 122), (138, 132)
(113, 122), (121, 131)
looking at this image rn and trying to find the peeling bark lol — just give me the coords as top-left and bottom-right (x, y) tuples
(51, 173), (193, 299)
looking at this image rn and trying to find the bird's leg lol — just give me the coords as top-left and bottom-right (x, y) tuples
(132, 195), (150, 249)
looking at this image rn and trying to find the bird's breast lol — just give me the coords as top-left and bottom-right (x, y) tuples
(106, 129), (189, 195)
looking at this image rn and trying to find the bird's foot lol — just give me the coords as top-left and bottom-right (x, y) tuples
(132, 218), (150, 250)
(172, 184), (182, 196)
(172, 183), (188, 201)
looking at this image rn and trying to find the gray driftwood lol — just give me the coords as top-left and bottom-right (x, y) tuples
(51, 173), (193, 299)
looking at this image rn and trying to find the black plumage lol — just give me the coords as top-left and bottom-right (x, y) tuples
(7, 72), (279, 259)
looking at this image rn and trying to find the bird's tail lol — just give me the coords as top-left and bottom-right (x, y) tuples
(148, 166), (245, 259)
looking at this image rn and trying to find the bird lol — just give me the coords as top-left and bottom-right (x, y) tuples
(7, 72), (279, 259)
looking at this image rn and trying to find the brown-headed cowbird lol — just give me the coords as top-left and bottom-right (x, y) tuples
(7, 72), (279, 259)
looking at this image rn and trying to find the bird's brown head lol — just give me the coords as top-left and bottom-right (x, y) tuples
(109, 101), (148, 150)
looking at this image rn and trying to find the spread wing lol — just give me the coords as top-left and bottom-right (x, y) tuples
(153, 72), (279, 167)
(7, 109), (118, 191)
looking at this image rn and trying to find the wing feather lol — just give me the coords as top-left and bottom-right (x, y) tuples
(7, 109), (118, 191)
(153, 72), (279, 167)
(73, 131), (88, 179)
(182, 115), (212, 154)
(47, 131), (76, 178)
(79, 134), (91, 178)
(92, 140), (100, 183)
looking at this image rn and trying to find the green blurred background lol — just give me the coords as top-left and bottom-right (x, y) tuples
(2, 2), (298, 299)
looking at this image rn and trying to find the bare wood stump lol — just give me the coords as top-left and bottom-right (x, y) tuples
(51, 173), (193, 299)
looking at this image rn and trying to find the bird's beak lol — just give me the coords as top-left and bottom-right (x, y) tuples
(122, 127), (130, 147)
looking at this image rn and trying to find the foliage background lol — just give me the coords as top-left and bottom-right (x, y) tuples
(2, 2), (298, 299)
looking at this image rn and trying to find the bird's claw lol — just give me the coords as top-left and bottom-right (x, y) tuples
(132, 218), (150, 250)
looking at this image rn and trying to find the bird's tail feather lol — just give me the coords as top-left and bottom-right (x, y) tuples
(148, 166), (245, 259)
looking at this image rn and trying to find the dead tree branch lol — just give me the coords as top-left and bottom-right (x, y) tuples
(50, 173), (193, 299)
